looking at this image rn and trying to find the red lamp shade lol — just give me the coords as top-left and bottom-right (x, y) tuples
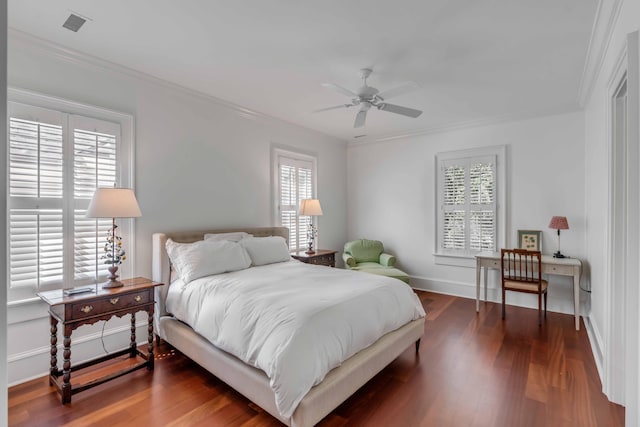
(548, 216), (569, 230)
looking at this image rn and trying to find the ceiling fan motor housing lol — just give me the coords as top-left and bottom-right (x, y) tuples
(357, 86), (379, 99)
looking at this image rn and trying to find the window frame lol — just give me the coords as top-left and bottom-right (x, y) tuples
(271, 147), (318, 252)
(7, 88), (135, 302)
(434, 145), (506, 267)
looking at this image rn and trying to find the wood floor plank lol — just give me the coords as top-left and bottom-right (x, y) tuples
(8, 291), (625, 426)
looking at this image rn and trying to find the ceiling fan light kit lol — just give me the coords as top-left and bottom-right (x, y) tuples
(315, 68), (422, 128)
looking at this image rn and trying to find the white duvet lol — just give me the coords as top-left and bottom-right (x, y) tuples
(166, 260), (425, 419)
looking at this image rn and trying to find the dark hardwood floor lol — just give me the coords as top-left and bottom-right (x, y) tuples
(8, 291), (625, 426)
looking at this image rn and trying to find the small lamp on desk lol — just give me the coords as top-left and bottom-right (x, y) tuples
(548, 216), (569, 258)
(87, 187), (142, 288)
(299, 199), (323, 254)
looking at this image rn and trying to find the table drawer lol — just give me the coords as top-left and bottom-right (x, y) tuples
(481, 259), (501, 269)
(542, 264), (574, 276)
(308, 254), (335, 266)
(70, 290), (150, 320)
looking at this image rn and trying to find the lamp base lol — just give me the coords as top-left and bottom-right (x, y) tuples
(103, 266), (124, 289)
(102, 279), (124, 289)
(553, 251), (566, 259)
(305, 239), (315, 255)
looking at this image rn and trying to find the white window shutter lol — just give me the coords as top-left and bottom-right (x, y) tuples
(7, 100), (128, 294)
(9, 209), (64, 288)
(279, 164), (298, 249)
(469, 160), (496, 251)
(437, 152), (498, 255)
(8, 107), (65, 289)
(276, 153), (315, 251)
(72, 124), (119, 283)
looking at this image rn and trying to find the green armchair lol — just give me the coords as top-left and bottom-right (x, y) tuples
(343, 239), (410, 284)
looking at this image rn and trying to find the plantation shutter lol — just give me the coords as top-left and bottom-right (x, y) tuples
(469, 160), (496, 251)
(8, 104), (65, 289)
(71, 116), (120, 283)
(8, 102), (122, 292)
(278, 155), (314, 251)
(442, 164), (466, 250)
(439, 155), (496, 254)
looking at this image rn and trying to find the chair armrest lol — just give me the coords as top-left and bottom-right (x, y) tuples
(342, 253), (356, 268)
(379, 253), (396, 266)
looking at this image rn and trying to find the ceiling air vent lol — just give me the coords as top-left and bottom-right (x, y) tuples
(62, 13), (87, 32)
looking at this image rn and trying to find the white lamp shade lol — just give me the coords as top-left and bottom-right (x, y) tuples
(87, 188), (142, 218)
(299, 199), (323, 216)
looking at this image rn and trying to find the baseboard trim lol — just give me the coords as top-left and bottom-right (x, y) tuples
(409, 275), (576, 315)
(584, 315), (606, 392)
(411, 276), (487, 301)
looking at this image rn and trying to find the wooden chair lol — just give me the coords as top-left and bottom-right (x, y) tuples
(501, 249), (548, 326)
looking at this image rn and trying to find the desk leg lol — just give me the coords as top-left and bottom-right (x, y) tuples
(147, 310), (155, 370)
(574, 272), (580, 331)
(484, 267), (488, 303)
(476, 263), (481, 312)
(130, 312), (137, 358)
(49, 316), (58, 386)
(62, 328), (72, 404)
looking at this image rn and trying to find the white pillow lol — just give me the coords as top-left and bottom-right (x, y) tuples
(165, 239), (190, 279)
(204, 231), (252, 242)
(241, 236), (291, 266)
(165, 239), (251, 284)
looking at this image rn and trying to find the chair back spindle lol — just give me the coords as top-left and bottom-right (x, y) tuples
(500, 248), (547, 325)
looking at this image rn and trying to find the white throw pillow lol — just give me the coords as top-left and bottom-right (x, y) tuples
(241, 236), (291, 266)
(165, 239), (251, 284)
(204, 232), (253, 242)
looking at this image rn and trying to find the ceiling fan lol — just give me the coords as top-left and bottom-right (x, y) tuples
(314, 68), (422, 128)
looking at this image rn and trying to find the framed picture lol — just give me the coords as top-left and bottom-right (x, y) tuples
(517, 230), (542, 251)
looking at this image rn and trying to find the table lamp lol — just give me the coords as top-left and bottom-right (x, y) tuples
(299, 199), (323, 254)
(87, 188), (142, 288)
(548, 216), (569, 258)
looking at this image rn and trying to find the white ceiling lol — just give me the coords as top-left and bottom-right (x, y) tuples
(8, 0), (596, 142)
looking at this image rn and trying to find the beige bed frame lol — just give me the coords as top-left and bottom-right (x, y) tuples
(152, 227), (425, 427)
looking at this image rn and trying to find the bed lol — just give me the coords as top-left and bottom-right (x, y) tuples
(152, 227), (425, 427)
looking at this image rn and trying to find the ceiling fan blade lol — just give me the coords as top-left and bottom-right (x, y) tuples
(376, 82), (419, 100)
(377, 103), (423, 118)
(312, 104), (353, 113)
(322, 83), (358, 98)
(354, 110), (368, 128)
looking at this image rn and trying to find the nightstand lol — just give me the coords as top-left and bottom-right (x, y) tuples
(37, 277), (164, 404)
(291, 250), (338, 267)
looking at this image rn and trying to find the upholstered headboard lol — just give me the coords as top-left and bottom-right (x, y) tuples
(151, 227), (289, 338)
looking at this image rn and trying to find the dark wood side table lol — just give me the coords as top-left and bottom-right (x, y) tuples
(291, 249), (338, 267)
(37, 277), (164, 404)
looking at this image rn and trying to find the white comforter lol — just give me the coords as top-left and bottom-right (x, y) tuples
(166, 260), (425, 419)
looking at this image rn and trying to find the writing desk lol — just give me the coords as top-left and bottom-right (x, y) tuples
(475, 252), (582, 330)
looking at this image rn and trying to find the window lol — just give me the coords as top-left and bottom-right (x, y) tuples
(436, 146), (505, 262)
(272, 148), (317, 252)
(7, 90), (134, 301)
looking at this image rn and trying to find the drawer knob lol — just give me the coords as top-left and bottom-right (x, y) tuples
(80, 305), (93, 314)
(110, 298), (119, 305)
(134, 295), (142, 302)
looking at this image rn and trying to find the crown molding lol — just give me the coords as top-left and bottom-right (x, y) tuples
(8, 28), (347, 145)
(347, 108), (578, 147)
(577, 0), (623, 107)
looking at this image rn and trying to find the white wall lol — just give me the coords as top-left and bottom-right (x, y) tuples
(347, 112), (586, 314)
(5, 33), (347, 384)
(582, 0), (640, 421)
